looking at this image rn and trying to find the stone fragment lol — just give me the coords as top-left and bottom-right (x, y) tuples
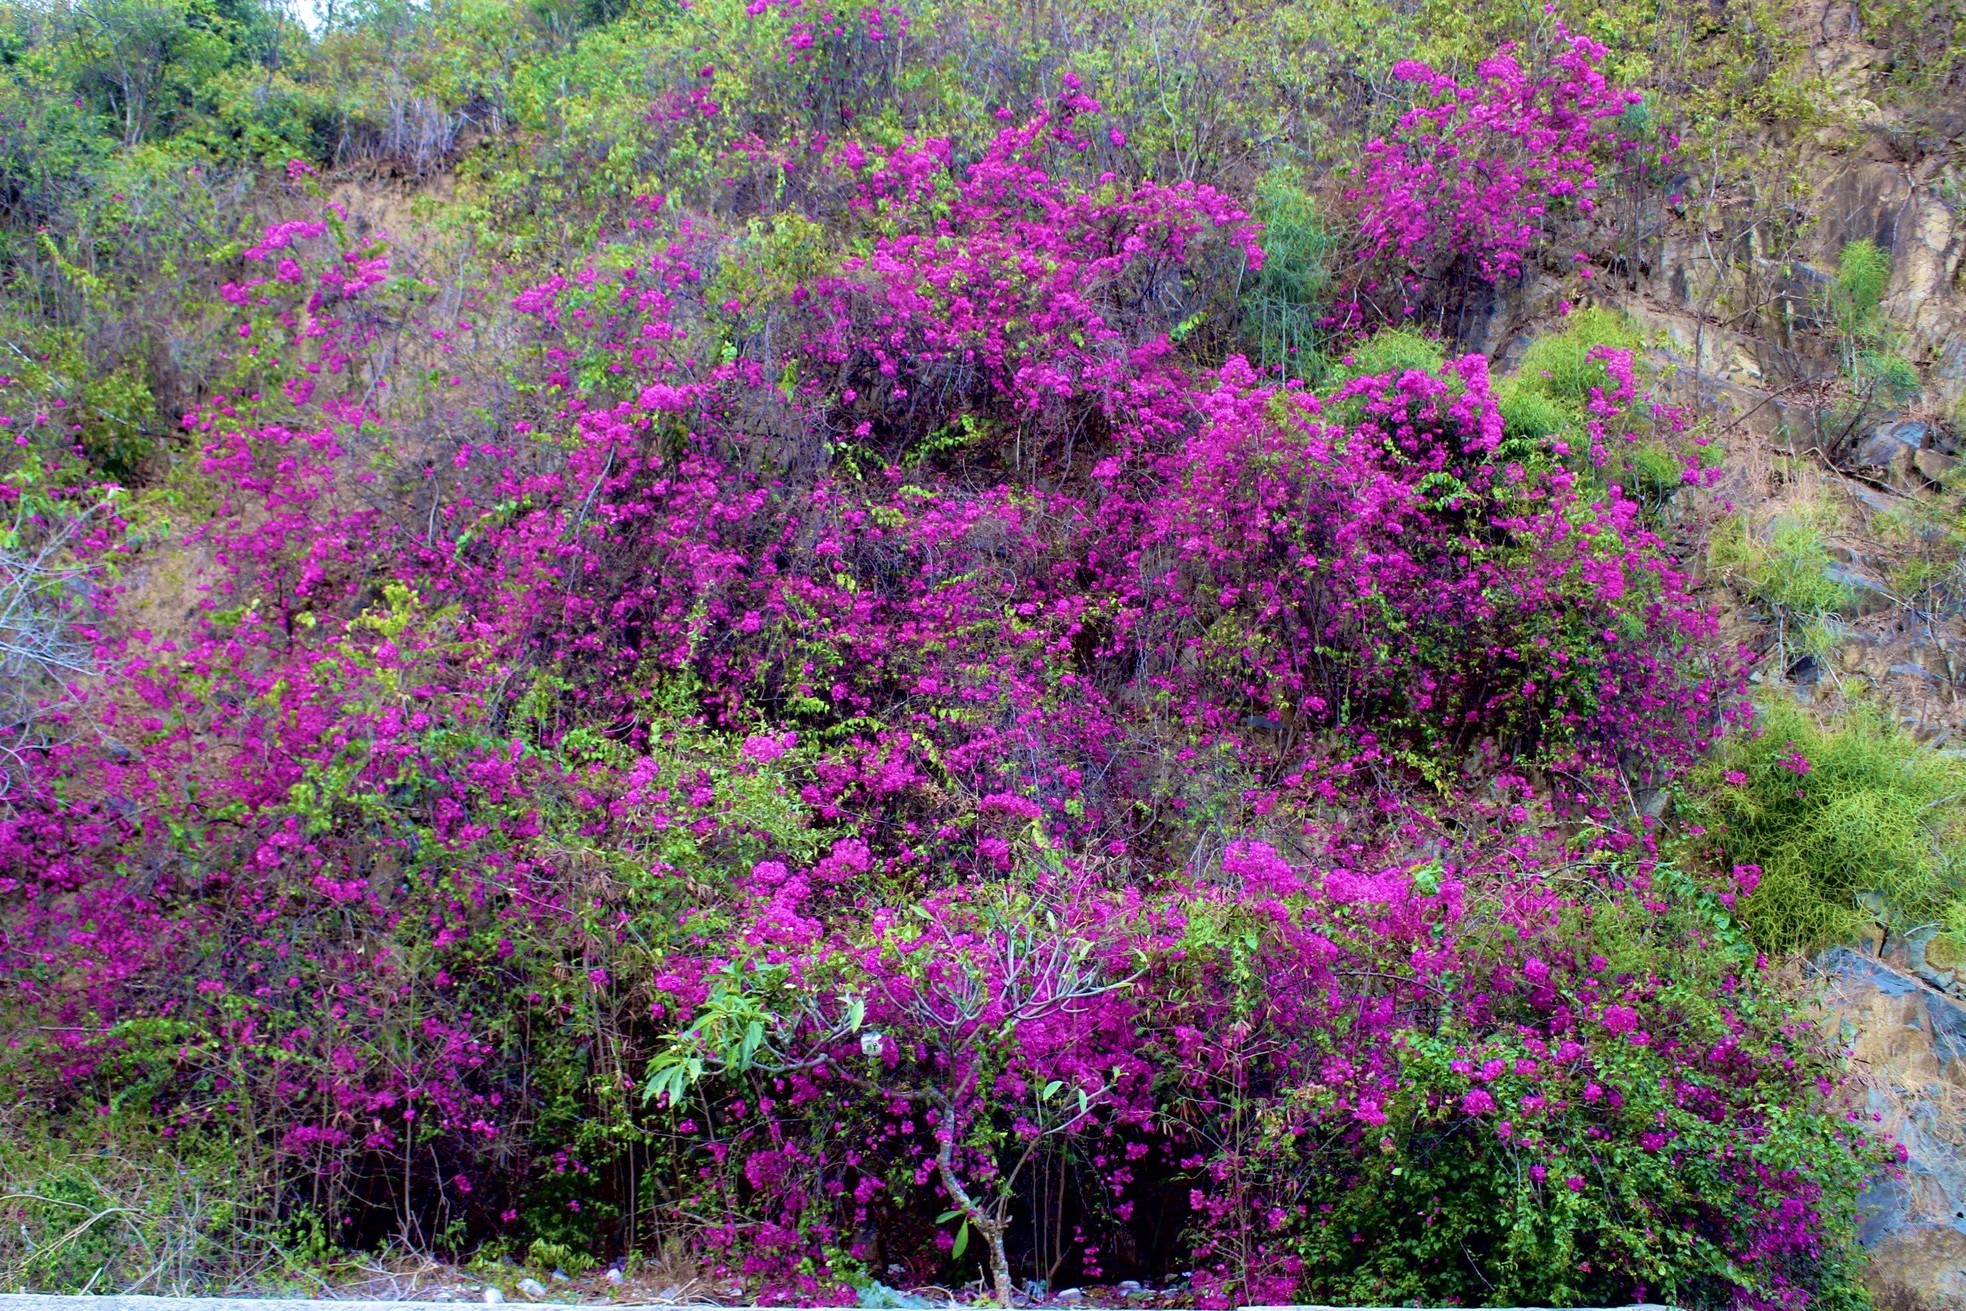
(1913, 447), (1957, 482)
(1827, 562), (1897, 616)
(1815, 946), (1966, 1311)
(1856, 419), (1928, 468)
(1836, 639), (1871, 673)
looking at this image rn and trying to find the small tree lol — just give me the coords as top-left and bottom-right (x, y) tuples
(645, 843), (1139, 1306)
(0, 477), (110, 796)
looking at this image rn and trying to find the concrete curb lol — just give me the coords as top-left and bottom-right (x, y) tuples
(0, 1301), (1683, 1311)
(4, 1302), (726, 1311)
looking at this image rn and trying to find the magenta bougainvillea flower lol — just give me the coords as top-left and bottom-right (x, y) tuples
(0, 22), (1876, 1311)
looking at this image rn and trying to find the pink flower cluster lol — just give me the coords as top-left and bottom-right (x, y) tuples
(1342, 24), (1642, 320)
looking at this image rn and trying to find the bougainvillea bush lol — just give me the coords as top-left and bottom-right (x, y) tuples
(0, 15), (1883, 1311)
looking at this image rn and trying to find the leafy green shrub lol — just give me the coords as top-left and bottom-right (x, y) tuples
(0, 1110), (274, 1294)
(1329, 326), (1446, 382)
(1857, 348), (1922, 408)
(1677, 694), (1966, 953)
(1241, 172), (1334, 380)
(1508, 306), (1642, 409)
(1831, 238), (1892, 329)
(0, 319), (162, 479)
(526, 1238), (596, 1277)
(1277, 866), (1879, 1310)
(0, 72), (107, 234)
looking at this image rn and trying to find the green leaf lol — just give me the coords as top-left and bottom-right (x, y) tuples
(952, 1221), (969, 1260)
(935, 1210), (962, 1224)
(739, 1018), (765, 1066)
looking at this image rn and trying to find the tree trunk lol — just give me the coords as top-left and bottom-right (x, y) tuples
(983, 1221), (1013, 1307)
(934, 1130), (1015, 1306)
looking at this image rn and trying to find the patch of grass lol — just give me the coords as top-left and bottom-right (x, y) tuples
(1676, 693), (1966, 954)
(1832, 238), (1892, 328)
(1331, 327), (1448, 382)
(1624, 440), (1690, 497)
(1494, 380), (1570, 443)
(0, 1108), (293, 1294)
(1508, 307), (1642, 410)
(526, 1238), (597, 1278)
(1707, 503), (1853, 660)
(1239, 172), (1337, 382)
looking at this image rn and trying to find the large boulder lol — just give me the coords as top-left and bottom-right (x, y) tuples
(1817, 947), (1966, 1308)
(1855, 419), (1929, 469)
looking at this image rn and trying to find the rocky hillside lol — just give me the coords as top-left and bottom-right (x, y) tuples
(1575, 8), (1966, 1305)
(2, 0), (1965, 1306)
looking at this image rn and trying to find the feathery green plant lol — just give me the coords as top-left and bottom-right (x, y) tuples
(1678, 694), (1966, 954)
(1707, 503), (1854, 665)
(1242, 172), (1335, 381)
